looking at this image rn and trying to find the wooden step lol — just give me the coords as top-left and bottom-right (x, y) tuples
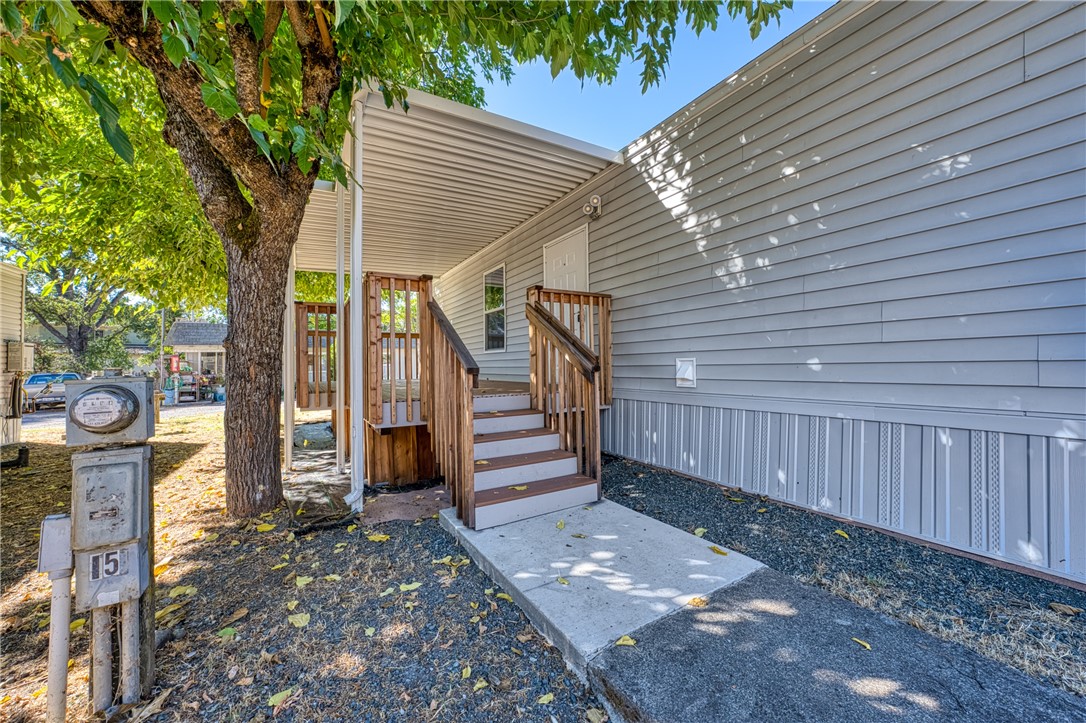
(475, 474), (598, 507)
(472, 475), (599, 530)
(473, 428), (558, 459)
(472, 408), (544, 435)
(474, 449), (577, 490)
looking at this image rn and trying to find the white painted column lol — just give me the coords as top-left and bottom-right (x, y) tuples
(283, 250), (296, 472)
(335, 178), (346, 473)
(347, 98), (366, 511)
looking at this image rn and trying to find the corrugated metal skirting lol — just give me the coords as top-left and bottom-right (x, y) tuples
(602, 399), (1086, 584)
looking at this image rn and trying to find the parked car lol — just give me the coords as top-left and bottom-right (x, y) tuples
(22, 372), (83, 409)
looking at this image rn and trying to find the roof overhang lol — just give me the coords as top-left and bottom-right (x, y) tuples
(295, 88), (623, 277)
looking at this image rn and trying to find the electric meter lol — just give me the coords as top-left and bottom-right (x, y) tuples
(65, 378), (154, 446)
(69, 385), (140, 434)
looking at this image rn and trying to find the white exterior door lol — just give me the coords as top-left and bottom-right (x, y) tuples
(543, 226), (589, 291)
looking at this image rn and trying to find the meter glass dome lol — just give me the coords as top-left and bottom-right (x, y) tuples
(69, 386), (141, 434)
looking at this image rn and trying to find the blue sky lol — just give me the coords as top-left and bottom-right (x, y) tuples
(478, 1), (835, 150)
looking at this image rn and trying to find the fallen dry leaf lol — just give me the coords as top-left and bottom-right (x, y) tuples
(557, 577), (570, 585)
(255, 523), (275, 533)
(586, 708), (608, 723)
(472, 679), (488, 692)
(556, 519), (565, 530)
(833, 529), (850, 540)
(688, 597), (709, 608)
(495, 592), (513, 603)
(537, 692), (554, 704)
(367, 533), (390, 543)
(1049, 602), (1084, 616)
(268, 688), (293, 707)
(223, 608), (249, 625)
(287, 612), (310, 628)
(295, 576), (314, 588)
(614, 635), (637, 647)
(851, 637), (872, 651)
(693, 527), (707, 538)
(709, 545), (729, 557)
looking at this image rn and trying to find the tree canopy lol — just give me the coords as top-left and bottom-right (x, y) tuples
(1, 0), (793, 516)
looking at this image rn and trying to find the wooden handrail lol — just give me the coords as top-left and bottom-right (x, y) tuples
(527, 298), (603, 490)
(528, 285), (612, 301)
(426, 299), (477, 526)
(428, 300), (480, 380)
(525, 302), (599, 376)
(527, 285), (612, 406)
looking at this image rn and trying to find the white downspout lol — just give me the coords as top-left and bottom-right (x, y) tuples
(283, 249), (296, 472)
(346, 97), (366, 511)
(335, 177), (346, 474)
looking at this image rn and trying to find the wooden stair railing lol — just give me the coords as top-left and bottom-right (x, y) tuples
(526, 300), (602, 489)
(527, 286), (612, 405)
(426, 300), (480, 526)
(295, 302), (343, 410)
(363, 273), (432, 426)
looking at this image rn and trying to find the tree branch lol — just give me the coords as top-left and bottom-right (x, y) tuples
(78, 1), (286, 203)
(220, 0), (263, 117)
(26, 301), (68, 344)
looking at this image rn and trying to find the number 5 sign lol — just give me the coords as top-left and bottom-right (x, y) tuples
(74, 543), (144, 611)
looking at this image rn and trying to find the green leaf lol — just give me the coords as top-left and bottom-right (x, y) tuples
(201, 84), (241, 119)
(248, 114), (271, 133)
(248, 125), (271, 161)
(147, 0), (179, 25)
(0, 1), (23, 38)
(162, 31), (188, 68)
(45, 39), (78, 88)
(333, 0), (358, 28)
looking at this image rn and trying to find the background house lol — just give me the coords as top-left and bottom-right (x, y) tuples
(432, 1), (1085, 582)
(164, 321), (227, 376)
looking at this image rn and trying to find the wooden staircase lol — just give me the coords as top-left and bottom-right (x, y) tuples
(471, 393), (598, 529)
(428, 289), (612, 531)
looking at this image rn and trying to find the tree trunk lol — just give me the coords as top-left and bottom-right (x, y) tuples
(221, 219), (295, 517)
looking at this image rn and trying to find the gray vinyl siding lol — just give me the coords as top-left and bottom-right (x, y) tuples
(435, 1), (1086, 581)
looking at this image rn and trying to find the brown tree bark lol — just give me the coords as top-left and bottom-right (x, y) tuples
(79, 0), (339, 516)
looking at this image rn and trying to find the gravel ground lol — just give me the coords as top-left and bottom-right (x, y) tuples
(150, 516), (601, 722)
(601, 455), (1086, 698)
(1, 411), (605, 722)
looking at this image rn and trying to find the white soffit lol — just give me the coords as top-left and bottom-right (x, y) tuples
(295, 88), (623, 277)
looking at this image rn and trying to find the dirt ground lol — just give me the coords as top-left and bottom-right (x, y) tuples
(0, 412), (603, 722)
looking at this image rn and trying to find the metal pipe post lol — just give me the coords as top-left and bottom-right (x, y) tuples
(45, 571), (72, 723)
(90, 607), (112, 713)
(119, 600), (140, 704)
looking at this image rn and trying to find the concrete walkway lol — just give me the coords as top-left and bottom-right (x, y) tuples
(441, 500), (1086, 723)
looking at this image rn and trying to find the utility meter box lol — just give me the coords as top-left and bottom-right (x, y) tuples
(66, 377), (154, 447)
(71, 446), (151, 612)
(71, 446), (150, 549)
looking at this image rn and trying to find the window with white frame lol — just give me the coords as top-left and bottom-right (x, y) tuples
(483, 265), (505, 351)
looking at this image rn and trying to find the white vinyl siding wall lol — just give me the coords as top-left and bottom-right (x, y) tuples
(0, 263), (26, 445)
(436, 1), (1086, 581)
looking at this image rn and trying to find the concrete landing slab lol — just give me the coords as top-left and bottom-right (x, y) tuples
(590, 567), (1086, 723)
(439, 500), (764, 673)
